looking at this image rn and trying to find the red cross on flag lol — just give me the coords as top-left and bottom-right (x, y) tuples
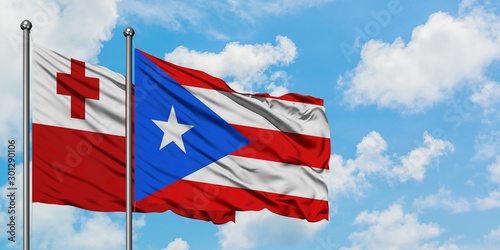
(55, 59), (100, 119)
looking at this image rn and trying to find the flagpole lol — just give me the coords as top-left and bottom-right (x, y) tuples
(21, 19), (32, 250)
(124, 26), (135, 250)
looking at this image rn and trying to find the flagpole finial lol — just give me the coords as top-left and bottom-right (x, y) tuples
(123, 27), (135, 37)
(20, 19), (32, 30)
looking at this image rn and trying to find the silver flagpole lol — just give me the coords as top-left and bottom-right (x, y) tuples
(21, 19), (32, 250)
(124, 27), (135, 250)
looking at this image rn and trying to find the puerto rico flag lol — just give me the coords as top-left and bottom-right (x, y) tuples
(134, 49), (330, 223)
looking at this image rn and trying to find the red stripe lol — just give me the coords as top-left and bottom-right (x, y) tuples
(32, 123), (234, 224)
(135, 201), (236, 224)
(246, 92), (324, 106)
(143, 179), (329, 222)
(138, 49), (324, 106)
(33, 123), (127, 211)
(230, 124), (330, 169)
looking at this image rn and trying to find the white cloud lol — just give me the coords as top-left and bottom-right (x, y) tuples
(328, 154), (367, 198)
(339, 5), (500, 112)
(459, 0), (478, 13)
(2, 0), (120, 62)
(390, 132), (455, 182)
(455, 225), (500, 249)
(484, 225), (500, 242)
(354, 131), (391, 174)
(132, 214), (147, 241)
(476, 189), (500, 210)
(265, 71), (291, 96)
(217, 210), (328, 250)
(471, 81), (500, 114)
(476, 157), (500, 210)
(165, 36), (297, 94)
(329, 131), (454, 198)
(413, 188), (471, 214)
(488, 156), (500, 184)
(341, 204), (458, 250)
(161, 238), (190, 250)
(328, 131), (391, 198)
(476, 162), (500, 210)
(133, 215), (147, 228)
(0, 0), (120, 155)
(474, 130), (500, 160)
(31, 205), (125, 250)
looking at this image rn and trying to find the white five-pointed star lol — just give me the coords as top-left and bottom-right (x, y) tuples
(152, 106), (194, 153)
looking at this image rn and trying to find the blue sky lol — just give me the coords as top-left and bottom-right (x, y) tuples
(1, 0), (500, 249)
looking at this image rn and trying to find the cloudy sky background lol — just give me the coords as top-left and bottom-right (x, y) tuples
(1, 0), (500, 249)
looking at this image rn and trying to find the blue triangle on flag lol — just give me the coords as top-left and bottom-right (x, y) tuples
(134, 50), (250, 201)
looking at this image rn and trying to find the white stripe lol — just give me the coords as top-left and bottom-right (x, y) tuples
(32, 43), (125, 136)
(183, 155), (329, 201)
(185, 86), (329, 138)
